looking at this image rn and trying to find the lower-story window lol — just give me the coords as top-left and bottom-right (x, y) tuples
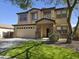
(61, 30), (67, 33)
(16, 26), (35, 29)
(57, 26), (68, 34)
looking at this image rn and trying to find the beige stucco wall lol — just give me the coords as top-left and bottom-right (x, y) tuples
(55, 18), (68, 25)
(18, 9), (56, 24)
(51, 9), (56, 19)
(18, 9), (41, 24)
(18, 8), (68, 25)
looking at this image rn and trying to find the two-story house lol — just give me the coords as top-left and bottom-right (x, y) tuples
(13, 7), (69, 38)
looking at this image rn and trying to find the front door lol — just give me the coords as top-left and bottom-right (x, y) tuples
(46, 28), (50, 37)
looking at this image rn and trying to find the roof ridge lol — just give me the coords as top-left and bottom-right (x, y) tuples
(17, 7), (68, 14)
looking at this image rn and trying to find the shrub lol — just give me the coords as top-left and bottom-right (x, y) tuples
(48, 31), (60, 43)
(0, 41), (79, 59)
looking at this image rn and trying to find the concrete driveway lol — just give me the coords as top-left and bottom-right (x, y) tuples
(0, 38), (27, 51)
(0, 38), (28, 59)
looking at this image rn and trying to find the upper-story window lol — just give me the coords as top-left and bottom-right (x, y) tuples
(31, 12), (38, 20)
(43, 11), (51, 19)
(56, 10), (67, 18)
(19, 13), (27, 21)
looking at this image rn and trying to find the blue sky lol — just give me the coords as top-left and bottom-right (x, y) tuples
(0, 0), (78, 27)
(0, 0), (23, 24)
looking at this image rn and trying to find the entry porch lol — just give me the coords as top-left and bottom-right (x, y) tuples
(35, 18), (55, 38)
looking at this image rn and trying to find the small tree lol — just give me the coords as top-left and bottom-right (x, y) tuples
(48, 31), (60, 43)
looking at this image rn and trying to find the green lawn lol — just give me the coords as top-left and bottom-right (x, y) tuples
(1, 41), (79, 59)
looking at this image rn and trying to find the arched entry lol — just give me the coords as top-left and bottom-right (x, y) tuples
(46, 28), (50, 37)
(35, 18), (55, 38)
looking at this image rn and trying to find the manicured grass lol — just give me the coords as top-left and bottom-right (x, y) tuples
(1, 41), (79, 59)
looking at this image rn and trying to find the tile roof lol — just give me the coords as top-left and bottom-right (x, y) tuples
(36, 18), (56, 24)
(0, 24), (14, 29)
(17, 7), (68, 14)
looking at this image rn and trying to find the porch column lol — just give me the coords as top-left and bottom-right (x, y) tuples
(41, 24), (43, 38)
(53, 25), (56, 32)
(36, 24), (41, 38)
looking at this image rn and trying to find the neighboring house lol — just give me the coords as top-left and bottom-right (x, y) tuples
(0, 24), (14, 38)
(13, 7), (69, 38)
